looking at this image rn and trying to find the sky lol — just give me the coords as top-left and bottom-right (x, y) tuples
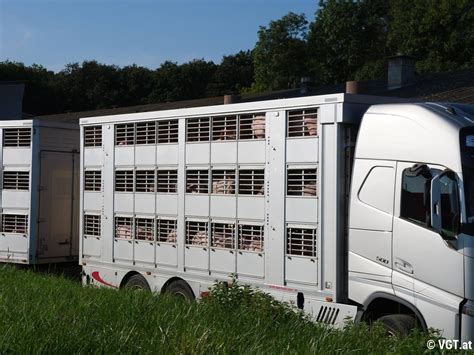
(0, 0), (317, 72)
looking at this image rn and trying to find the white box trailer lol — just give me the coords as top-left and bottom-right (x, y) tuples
(0, 118), (79, 264)
(80, 93), (474, 341)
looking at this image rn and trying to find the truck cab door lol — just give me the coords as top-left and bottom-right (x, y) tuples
(393, 162), (464, 336)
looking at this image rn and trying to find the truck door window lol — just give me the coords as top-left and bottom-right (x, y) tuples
(400, 166), (431, 227)
(439, 172), (460, 238)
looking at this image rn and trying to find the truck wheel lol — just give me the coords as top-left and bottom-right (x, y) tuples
(165, 280), (195, 301)
(378, 314), (416, 336)
(124, 274), (150, 291)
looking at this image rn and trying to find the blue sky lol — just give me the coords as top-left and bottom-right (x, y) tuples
(0, 0), (317, 72)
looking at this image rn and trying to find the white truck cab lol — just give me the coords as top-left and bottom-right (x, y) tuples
(349, 103), (474, 340)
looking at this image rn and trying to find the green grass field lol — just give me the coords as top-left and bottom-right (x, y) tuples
(0, 265), (435, 354)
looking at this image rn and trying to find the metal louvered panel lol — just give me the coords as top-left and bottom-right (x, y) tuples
(211, 223), (235, 249)
(287, 109), (318, 137)
(136, 122), (156, 145)
(2, 171), (29, 190)
(287, 227), (317, 257)
(287, 169), (317, 197)
(135, 218), (154, 241)
(212, 115), (237, 141)
(115, 216), (133, 239)
(84, 214), (101, 237)
(211, 170), (235, 194)
(84, 126), (102, 147)
(238, 224), (264, 252)
(186, 117), (210, 142)
(238, 169), (264, 195)
(115, 124), (135, 145)
(157, 119), (179, 143)
(157, 218), (177, 243)
(239, 113), (266, 140)
(115, 170), (134, 192)
(186, 221), (208, 245)
(186, 170), (209, 193)
(3, 128), (31, 147)
(1, 214), (28, 234)
(157, 169), (177, 193)
(135, 170), (155, 192)
(84, 170), (101, 191)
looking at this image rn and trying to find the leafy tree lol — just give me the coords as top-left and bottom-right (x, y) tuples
(208, 50), (254, 95)
(253, 12), (309, 90)
(307, 0), (389, 84)
(388, 0), (474, 73)
(0, 61), (57, 115)
(119, 65), (154, 106)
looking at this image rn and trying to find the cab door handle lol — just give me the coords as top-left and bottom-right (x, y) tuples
(394, 259), (413, 274)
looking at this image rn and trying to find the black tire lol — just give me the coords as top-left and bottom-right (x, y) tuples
(378, 314), (417, 336)
(165, 280), (195, 301)
(123, 274), (150, 291)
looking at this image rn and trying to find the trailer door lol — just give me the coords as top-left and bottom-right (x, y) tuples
(37, 151), (79, 259)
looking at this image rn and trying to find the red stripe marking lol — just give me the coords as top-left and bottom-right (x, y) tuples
(91, 271), (118, 288)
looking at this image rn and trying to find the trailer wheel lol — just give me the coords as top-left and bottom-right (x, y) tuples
(378, 314), (416, 336)
(123, 274), (150, 291)
(165, 280), (195, 301)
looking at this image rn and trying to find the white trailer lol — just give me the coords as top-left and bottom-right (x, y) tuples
(0, 118), (79, 264)
(80, 93), (474, 341)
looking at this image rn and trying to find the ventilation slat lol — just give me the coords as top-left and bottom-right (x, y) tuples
(2, 171), (29, 190)
(157, 170), (177, 193)
(136, 122), (156, 145)
(157, 218), (177, 243)
(287, 109), (318, 137)
(115, 124), (135, 145)
(115, 216), (133, 239)
(211, 170), (235, 194)
(135, 218), (154, 241)
(84, 126), (102, 147)
(1, 214), (28, 234)
(238, 169), (264, 195)
(238, 224), (264, 252)
(3, 128), (31, 147)
(135, 170), (155, 192)
(211, 223), (235, 249)
(239, 113), (266, 139)
(186, 117), (210, 142)
(157, 120), (179, 143)
(287, 227), (317, 257)
(287, 168), (317, 197)
(84, 214), (100, 237)
(115, 170), (134, 192)
(186, 170), (209, 193)
(186, 221), (208, 246)
(84, 170), (101, 192)
(212, 116), (237, 141)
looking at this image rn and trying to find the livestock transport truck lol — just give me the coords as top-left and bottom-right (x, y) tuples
(0, 118), (79, 264)
(80, 93), (474, 341)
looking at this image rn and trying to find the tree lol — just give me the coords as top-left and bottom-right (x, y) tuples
(208, 50), (254, 96)
(388, 0), (474, 73)
(253, 12), (309, 91)
(308, 0), (389, 84)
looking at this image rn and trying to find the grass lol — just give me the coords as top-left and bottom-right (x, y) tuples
(0, 265), (435, 354)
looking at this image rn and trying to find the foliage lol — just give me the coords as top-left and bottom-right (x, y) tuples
(307, 0), (389, 84)
(0, 266), (437, 354)
(253, 12), (309, 90)
(387, 0), (474, 73)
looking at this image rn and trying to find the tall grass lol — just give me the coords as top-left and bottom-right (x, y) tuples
(0, 266), (433, 354)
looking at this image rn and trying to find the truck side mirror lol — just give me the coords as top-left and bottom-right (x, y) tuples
(430, 174), (442, 233)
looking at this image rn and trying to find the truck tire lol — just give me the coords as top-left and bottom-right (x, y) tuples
(165, 280), (195, 301)
(123, 274), (150, 291)
(378, 314), (417, 336)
